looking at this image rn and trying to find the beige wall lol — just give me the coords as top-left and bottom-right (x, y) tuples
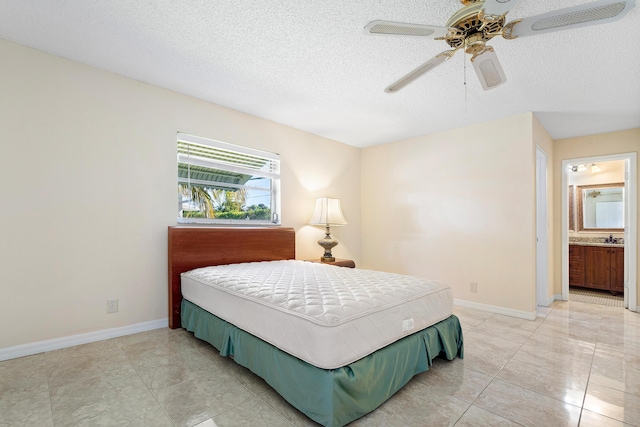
(0, 40), (361, 349)
(361, 113), (539, 316)
(552, 129), (639, 303)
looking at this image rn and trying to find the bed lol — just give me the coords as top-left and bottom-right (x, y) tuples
(168, 226), (463, 426)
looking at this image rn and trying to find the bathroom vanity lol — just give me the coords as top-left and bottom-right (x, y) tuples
(569, 242), (624, 294)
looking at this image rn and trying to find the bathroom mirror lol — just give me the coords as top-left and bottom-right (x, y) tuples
(576, 182), (624, 232)
(568, 185), (574, 231)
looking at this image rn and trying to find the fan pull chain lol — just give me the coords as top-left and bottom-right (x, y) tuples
(463, 55), (468, 113)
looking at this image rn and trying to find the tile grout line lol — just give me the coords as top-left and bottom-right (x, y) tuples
(191, 341), (294, 426)
(576, 306), (605, 427)
(578, 305), (640, 426)
(454, 312), (534, 426)
(462, 306), (599, 426)
(117, 334), (179, 427)
(43, 352), (56, 426)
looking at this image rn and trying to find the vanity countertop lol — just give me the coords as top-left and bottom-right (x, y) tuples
(569, 242), (624, 248)
(569, 237), (624, 248)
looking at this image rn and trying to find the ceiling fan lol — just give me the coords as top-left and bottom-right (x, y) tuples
(364, 0), (636, 92)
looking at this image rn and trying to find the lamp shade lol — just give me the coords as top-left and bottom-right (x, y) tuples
(309, 198), (348, 226)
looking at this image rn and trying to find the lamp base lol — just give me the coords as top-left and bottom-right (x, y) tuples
(317, 225), (338, 263)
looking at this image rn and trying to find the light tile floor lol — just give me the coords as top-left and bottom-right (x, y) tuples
(1, 300), (639, 426)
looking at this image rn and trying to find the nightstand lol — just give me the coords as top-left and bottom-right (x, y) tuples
(304, 258), (356, 268)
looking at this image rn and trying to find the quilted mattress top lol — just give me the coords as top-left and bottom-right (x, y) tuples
(183, 260), (450, 326)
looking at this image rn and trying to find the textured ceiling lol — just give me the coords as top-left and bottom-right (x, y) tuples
(1, 0), (639, 147)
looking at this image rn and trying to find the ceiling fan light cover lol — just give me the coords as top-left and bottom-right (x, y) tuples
(472, 50), (507, 90)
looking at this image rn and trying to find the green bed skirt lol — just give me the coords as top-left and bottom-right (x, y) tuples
(181, 299), (463, 427)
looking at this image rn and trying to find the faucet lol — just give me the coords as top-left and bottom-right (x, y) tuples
(604, 234), (618, 244)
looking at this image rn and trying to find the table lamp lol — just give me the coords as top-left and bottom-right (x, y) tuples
(308, 197), (348, 262)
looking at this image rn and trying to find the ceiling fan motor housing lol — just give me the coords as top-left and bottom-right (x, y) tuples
(444, 1), (505, 50)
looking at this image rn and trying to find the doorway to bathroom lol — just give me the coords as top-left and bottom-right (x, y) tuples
(562, 153), (637, 311)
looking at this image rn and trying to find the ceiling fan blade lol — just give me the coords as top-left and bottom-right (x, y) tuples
(364, 20), (451, 39)
(471, 48), (507, 90)
(503, 0), (636, 39)
(385, 51), (454, 93)
(482, 0), (523, 17)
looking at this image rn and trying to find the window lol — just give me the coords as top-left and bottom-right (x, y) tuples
(595, 201), (624, 228)
(177, 133), (280, 224)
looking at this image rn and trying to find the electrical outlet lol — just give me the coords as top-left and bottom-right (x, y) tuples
(470, 282), (478, 293)
(107, 299), (118, 313)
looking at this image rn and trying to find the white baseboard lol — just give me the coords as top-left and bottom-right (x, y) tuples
(0, 318), (168, 362)
(551, 294), (565, 303)
(454, 299), (536, 321)
(537, 294), (562, 308)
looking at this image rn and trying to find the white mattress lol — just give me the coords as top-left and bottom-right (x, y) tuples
(181, 260), (453, 369)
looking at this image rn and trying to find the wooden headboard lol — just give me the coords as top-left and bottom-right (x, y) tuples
(168, 226), (296, 328)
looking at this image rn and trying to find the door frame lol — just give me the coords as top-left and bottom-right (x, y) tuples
(536, 147), (549, 308)
(561, 152), (637, 311)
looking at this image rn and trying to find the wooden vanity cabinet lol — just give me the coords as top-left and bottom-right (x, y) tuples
(569, 245), (585, 287)
(572, 245), (625, 294)
(610, 247), (624, 294)
(585, 246), (611, 290)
